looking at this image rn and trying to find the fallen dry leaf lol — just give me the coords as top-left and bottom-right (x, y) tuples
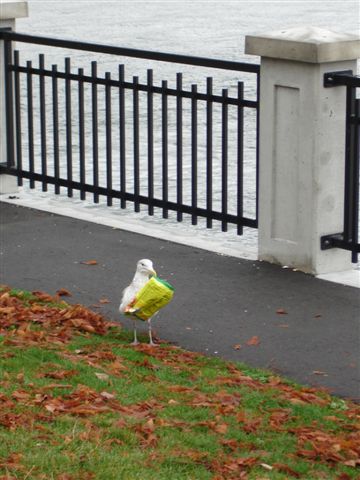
(273, 463), (300, 478)
(276, 308), (288, 315)
(80, 260), (98, 265)
(246, 336), (260, 346)
(56, 289), (72, 297)
(233, 344), (242, 350)
(99, 298), (110, 304)
(41, 369), (77, 380)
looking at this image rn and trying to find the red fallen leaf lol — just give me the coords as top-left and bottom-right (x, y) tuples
(56, 288), (72, 297)
(337, 474), (351, 480)
(233, 344), (242, 350)
(32, 291), (55, 302)
(173, 449), (209, 463)
(246, 336), (260, 346)
(80, 260), (98, 265)
(268, 409), (292, 430)
(99, 298), (110, 304)
(273, 463), (300, 478)
(221, 438), (240, 452)
(0, 452), (24, 471)
(214, 423), (228, 434)
(242, 418), (262, 433)
(70, 319), (96, 333)
(276, 308), (288, 315)
(42, 369), (77, 380)
(11, 390), (31, 402)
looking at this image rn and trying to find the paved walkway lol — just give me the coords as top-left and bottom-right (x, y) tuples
(1, 202), (359, 401)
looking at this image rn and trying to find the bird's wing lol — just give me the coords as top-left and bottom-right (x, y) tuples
(119, 284), (137, 313)
(119, 272), (150, 314)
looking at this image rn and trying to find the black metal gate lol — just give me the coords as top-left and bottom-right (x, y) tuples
(321, 71), (360, 263)
(0, 30), (259, 235)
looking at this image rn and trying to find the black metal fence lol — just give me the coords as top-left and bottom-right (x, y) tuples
(0, 30), (260, 234)
(321, 71), (360, 263)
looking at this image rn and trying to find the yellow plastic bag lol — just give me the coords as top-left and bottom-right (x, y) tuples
(124, 276), (174, 321)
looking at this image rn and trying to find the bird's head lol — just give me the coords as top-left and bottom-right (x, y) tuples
(136, 259), (157, 278)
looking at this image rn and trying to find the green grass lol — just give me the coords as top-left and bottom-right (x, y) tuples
(0, 287), (359, 479)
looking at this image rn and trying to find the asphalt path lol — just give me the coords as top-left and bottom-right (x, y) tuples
(1, 202), (359, 401)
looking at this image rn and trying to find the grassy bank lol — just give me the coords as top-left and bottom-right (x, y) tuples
(0, 287), (359, 479)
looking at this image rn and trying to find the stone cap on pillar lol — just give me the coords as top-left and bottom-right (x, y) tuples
(0, 1), (28, 21)
(245, 26), (360, 63)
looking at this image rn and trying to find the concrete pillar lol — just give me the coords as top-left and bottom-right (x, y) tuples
(0, 1), (28, 194)
(245, 27), (360, 275)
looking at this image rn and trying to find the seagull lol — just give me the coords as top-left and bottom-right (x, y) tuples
(119, 259), (157, 346)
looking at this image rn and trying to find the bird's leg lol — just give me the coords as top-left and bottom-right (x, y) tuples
(148, 318), (156, 346)
(131, 320), (138, 346)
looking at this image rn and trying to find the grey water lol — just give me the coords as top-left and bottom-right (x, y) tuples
(11, 0), (360, 253)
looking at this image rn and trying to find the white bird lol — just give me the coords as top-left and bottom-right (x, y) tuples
(119, 259), (157, 346)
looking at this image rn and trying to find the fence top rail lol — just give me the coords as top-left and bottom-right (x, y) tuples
(0, 30), (260, 74)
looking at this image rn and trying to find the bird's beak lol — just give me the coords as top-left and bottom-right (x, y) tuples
(150, 269), (157, 278)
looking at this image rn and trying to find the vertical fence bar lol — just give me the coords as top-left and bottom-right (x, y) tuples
(176, 72), (183, 222)
(52, 64), (60, 194)
(343, 86), (355, 244)
(119, 64), (126, 208)
(350, 97), (359, 263)
(206, 77), (213, 229)
(4, 39), (15, 169)
(26, 60), (34, 188)
(91, 61), (99, 203)
(237, 81), (244, 235)
(255, 71), (260, 225)
(105, 71), (113, 206)
(221, 88), (228, 232)
(191, 84), (198, 225)
(65, 57), (73, 197)
(133, 75), (140, 212)
(39, 54), (47, 191)
(78, 67), (86, 200)
(162, 79), (169, 218)
(147, 69), (154, 215)
(14, 50), (22, 185)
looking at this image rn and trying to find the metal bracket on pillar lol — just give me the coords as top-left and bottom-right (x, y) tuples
(320, 233), (344, 250)
(323, 70), (357, 87)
